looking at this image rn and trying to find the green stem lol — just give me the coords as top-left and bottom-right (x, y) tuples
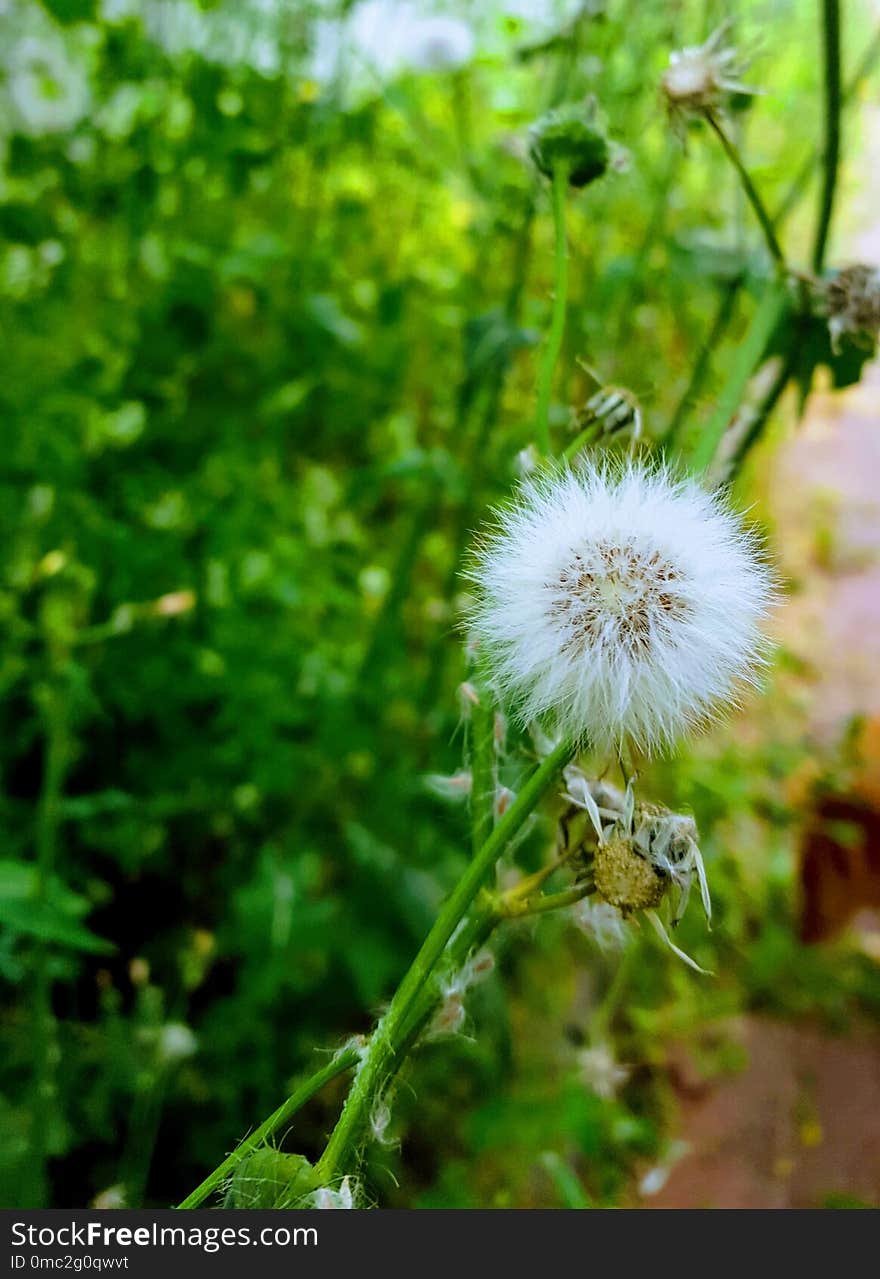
(469, 687), (497, 861)
(775, 22), (879, 230)
(590, 944), (635, 1042)
(813, 0), (842, 273)
(176, 1047), (360, 1209)
(562, 423), (601, 466)
(534, 166), (570, 454)
(501, 881), (594, 918)
(662, 278), (741, 450)
(712, 346), (796, 483)
(315, 735), (575, 1181)
(687, 282), (789, 474)
(705, 112), (786, 271)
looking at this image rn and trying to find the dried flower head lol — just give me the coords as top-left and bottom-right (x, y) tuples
(825, 264), (880, 353)
(467, 463), (772, 755)
(566, 775), (712, 972)
(662, 25), (753, 125)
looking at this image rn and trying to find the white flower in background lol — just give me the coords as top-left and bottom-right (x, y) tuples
(577, 1042), (629, 1100)
(468, 463), (772, 754)
(157, 1022), (198, 1064)
(347, 2), (475, 79)
(6, 35), (90, 136)
(404, 15), (475, 72)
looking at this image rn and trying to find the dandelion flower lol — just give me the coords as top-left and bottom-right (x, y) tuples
(467, 463), (772, 754)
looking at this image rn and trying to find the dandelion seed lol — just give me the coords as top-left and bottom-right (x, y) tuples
(572, 898), (629, 951)
(428, 992), (466, 1039)
(425, 770), (472, 801)
(312, 1175), (354, 1209)
(578, 1042), (630, 1100)
(369, 1099), (396, 1147)
(468, 463), (772, 754)
(494, 785), (516, 819)
(463, 948), (495, 985)
(457, 682), (480, 716)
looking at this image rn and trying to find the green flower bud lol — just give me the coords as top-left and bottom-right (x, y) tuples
(223, 1148), (319, 1209)
(528, 102), (610, 187)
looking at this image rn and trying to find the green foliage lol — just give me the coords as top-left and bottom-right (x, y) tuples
(1, 0), (878, 1210)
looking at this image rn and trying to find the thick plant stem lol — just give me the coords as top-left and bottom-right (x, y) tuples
(706, 113), (786, 271)
(315, 735), (575, 1182)
(534, 166), (570, 453)
(813, 0), (842, 272)
(176, 1046), (361, 1209)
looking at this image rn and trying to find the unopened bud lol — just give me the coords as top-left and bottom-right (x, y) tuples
(529, 100), (611, 188)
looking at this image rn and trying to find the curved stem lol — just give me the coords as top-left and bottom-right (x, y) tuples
(315, 736), (575, 1182)
(705, 112), (786, 271)
(813, 0), (842, 272)
(534, 167), (570, 453)
(176, 1046), (360, 1209)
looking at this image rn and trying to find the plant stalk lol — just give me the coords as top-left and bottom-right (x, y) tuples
(314, 735), (575, 1181)
(813, 0), (842, 272)
(534, 166), (570, 453)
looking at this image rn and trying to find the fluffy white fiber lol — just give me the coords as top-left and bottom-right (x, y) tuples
(467, 463), (773, 754)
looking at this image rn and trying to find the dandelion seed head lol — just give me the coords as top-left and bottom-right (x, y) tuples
(467, 463), (773, 754)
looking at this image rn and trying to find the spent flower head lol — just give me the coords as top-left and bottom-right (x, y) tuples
(467, 463), (773, 755)
(824, 264), (880, 353)
(662, 24), (754, 126)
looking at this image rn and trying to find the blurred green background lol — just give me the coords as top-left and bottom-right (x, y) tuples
(2, 0), (880, 1210)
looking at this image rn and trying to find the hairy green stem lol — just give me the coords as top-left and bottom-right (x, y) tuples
(813, 0), (842, 272)
(315, 735), (575, 1181)
(176, 1046), (361, 1209)
(534, 167), (570, 453)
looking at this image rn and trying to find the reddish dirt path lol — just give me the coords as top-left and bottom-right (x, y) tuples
(641, 1017), (880, 1208)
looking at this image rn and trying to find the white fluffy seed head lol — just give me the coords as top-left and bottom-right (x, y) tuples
(466, 463), (773, 755)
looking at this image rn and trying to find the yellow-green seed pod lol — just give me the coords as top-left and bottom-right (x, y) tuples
(594, 833), (666, 913)
(529, 103), (610, 188)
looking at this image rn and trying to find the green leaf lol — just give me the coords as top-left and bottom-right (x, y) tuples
(0, 898), (114, 955)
